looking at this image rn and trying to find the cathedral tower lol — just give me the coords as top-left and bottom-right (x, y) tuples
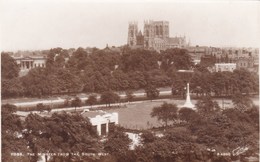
(143, 20), (155, 48)
(127, 22), (138, 46)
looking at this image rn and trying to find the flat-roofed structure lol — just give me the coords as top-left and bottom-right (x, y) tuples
(82, 111), (118, 136)
(215, 63), (236, 72)
(13, 56), (47, 70)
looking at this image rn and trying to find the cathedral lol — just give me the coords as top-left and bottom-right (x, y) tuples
(127, 20), (188, 52)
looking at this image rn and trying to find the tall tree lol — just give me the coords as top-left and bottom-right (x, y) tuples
(2, 104), (30, 162)
(145, 85), (160, 101)
(1, 52), (20, 79)
(1, 78), (24, 98)
(100, 91), (120, 107)
(162, 48), (193, 70)
(195, 96), (220, 117)
(232, 69), (257, 94)
(178, 107), (199, 123)
(71, 96), (82, 111)
(86, 95), (98, 108)
(125, 90), (134, 102)
(151, 102), (178, 127)
(104, 129), (131, 160)
(231, 92), (253, 112)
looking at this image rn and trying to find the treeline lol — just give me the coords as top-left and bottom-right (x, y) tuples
(1, 47), (258, 99)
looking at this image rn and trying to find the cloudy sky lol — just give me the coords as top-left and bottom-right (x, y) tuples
(1, 0), (259, 51)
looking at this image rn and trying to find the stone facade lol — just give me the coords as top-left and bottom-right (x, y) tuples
(215, 63), (237, 72)
(127, 20), (188, 52)
(88, 112), (118, 136)
(13, 56), (47, 70)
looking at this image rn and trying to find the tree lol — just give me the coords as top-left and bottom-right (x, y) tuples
(1, 52), (20, 79)
(1, 78), (24, 98)
(178, 107), (199, 123)
(232, 69), (258, 94)
(126, 90), (134, 102)
(145, 85), (160, 101)
(55, 69), (83, 93)
(195, 96), (220, 117)
(121, 49), (159, 72)
(231, 92), (253, 112)
(150, 102), (178, 127)
(71, 96), (82, 111)
(36, 103), (45, 113)
(211, 72), (225, 96)
(104, 130), (131, 159)
(161, 48), (193, 70)
(23, 112), (101, 161)
(2, 104), (30, 162)
(21, 67), (51, 97)
(127, 71), (147, 90)
(63, 97), (71, 107)
(141, 131), (156, 144)
(100, 91), (120, 107)
(86, 95), (98, 108)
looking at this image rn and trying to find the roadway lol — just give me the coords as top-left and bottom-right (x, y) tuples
(8, 90), (172, 107)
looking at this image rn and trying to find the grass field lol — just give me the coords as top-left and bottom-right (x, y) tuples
(105, 97), (259, 130)
(106, 99), (186, 130)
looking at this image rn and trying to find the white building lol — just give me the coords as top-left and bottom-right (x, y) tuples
(215, 63), (236, 72)
(13, 56), (47, 70)
(83, 111), (118, 136)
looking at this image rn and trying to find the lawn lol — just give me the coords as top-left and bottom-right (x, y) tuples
(106, 99), (186, 130)
(105, 97), (259, 130)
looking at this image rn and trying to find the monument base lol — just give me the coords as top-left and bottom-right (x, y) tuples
(182, 101), (195, 109)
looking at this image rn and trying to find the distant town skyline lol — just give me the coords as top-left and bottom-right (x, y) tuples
(1, 0), (260, 51)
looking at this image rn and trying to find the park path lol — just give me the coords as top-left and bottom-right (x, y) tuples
(6, 90), (172, 107)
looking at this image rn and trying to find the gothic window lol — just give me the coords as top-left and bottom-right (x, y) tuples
(131, 30), (134, 37)
(146, 41), (149, 47)
(160, 26), (163, 35)
(156, 26), (159, 35)
(130, 41), (133, 46)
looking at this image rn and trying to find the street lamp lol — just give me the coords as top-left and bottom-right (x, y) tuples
(177, 70), (195, 109)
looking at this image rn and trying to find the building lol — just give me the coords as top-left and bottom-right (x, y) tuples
(235, 57), (254, 70)
(215, 63), (236, 72)
(12, 55), (47, 70)
(127, 20), (188, 52)
(82, 111), (118, 136)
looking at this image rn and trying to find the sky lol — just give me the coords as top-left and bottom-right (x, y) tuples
(1, 0), (260, 51)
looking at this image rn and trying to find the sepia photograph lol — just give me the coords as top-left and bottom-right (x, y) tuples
(1, 0), (259, 162)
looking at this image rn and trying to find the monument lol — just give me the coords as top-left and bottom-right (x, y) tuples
(182, 83), (195, 109)
(177, 70), (195, 109)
